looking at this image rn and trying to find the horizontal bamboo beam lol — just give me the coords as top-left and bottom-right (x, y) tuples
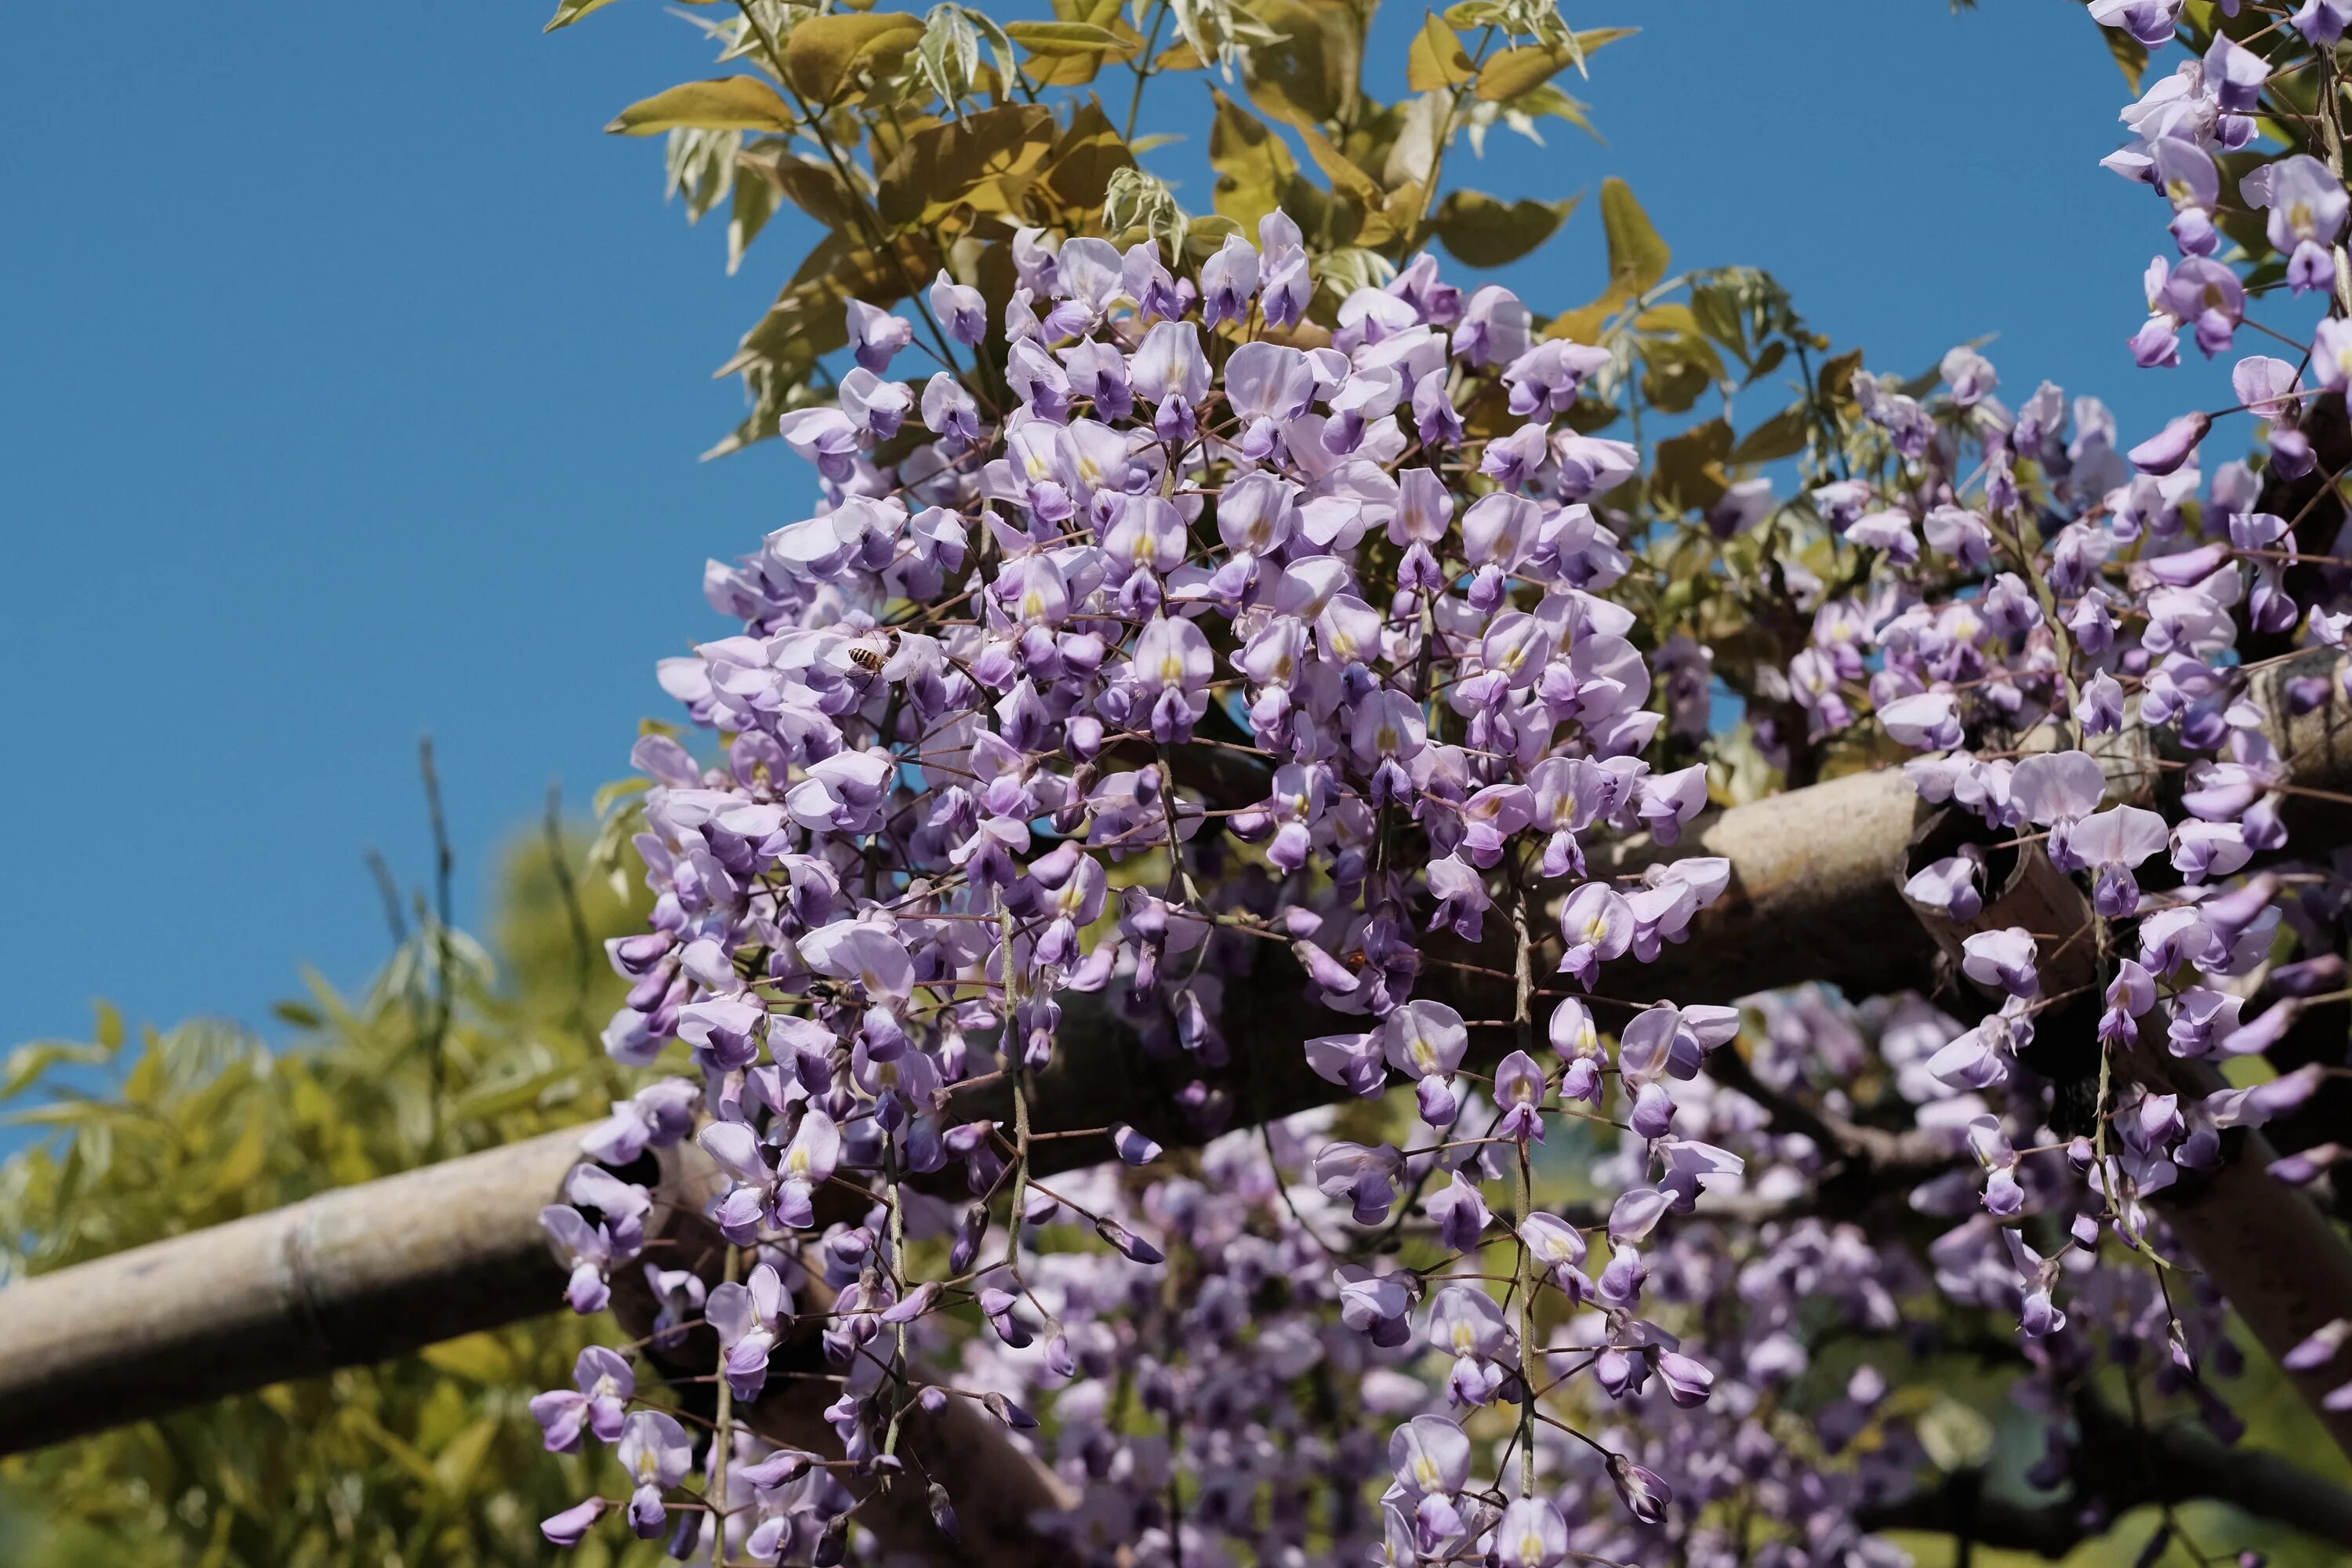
(0, 1127), (583, 1454)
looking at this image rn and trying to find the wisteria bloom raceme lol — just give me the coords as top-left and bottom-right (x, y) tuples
(531, 21), (2352, 1548)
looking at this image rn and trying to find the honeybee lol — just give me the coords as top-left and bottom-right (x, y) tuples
(846, 630), (900, 675)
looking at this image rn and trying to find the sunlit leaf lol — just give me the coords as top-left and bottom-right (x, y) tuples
(1003, 20), (1136, 54)
(1651, 416), (1732, 514)
(782, 12), (927, 103)
(1599, 175), (1669, 297)
(543, 0), (626, 31)
(2, 1040), (111, 1102)
(1207, 91), (1299, 228)
(877, 103), (1056, 225)
(1235, 0), (1358, 129)
(1497, 82), (1595, 143)
(606, 76), (795, 135)
(1433, 188), (1577, 267)
(1406, 16), (1475, 93)
(1730, 404), (1812, 465)
(2103, 26), (2149, 93)
(209, 1111), (270, 1196)
(1475, 28), (1635, 100)
(1040, 100), (1139, 216)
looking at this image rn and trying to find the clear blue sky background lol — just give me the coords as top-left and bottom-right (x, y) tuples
(0, 0), (2249, 1051)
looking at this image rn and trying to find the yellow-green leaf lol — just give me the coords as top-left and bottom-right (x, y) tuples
(1022, 0), (1129, 80)
(1652, 417), (1732, 514)
(1475, 43), (1565, 101)
(1298, 123), (1385, 210)
(209, 1112), (270, 1196)
(1475, 28), (1635, 100)
(1407, 16), (1475, 92)
(1039, 100), (1139, 216)
(1505, 81), (1596, 140)
(543, 0), (625, 31)
(2104, 27), (2149, 93)
(1730, 404), (1812, 465)
(1207, 92), (1298, 229)
(605, 77), (796, 136)
(1003, 20), (1137, 56)
(453, 1064), (578, 1120)
(782, 12), (927, 103)
(421, 1332), (521, 1385)
(431, 1415), (503, 1494)
(1242, 0), (1362, 127)
(1599, 176), (1669, 298)
(2, 1040), (112, 1102)
(1433, 189), (1579, 267)
(877, 103), (1057, 226)
(1568, 26), (1638, 60)
(741, 143), (862, 229)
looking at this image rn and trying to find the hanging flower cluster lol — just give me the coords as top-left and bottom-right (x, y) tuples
(526, 7), (2352, 1565)
(535, 209), (1777, 1561)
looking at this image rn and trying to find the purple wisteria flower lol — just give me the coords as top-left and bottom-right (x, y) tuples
(537, 48), (2352, 1548)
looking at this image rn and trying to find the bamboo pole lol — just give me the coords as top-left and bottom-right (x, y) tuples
(0, 1127), (583, 1454)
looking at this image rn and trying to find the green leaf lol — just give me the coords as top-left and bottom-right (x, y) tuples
(1730, 404), (1811, 465)
(876, 103), (1057, 225)
(1407, 16), (1475, 92)
(420, 1332), (521, 1385)
(1003, 20), (1136, 55)
(453, 1064), (579, 1120)
(1652, 417), (1732, 514)
(1500, 82), (1596, 143)
(1918, 1396), (1995, 1472)
(2103, 27), (2149, 93)
(209, 1111), (270, 1196)
(1818, 347), (1864, 405)
(1568, 26), (1639, 64)
(543, 0), (625, 31)
(1475, 28), (1635, 100)
(1022, 0), (1139, 85)
(1432, 189), (1578, 267)
(1298, 123), (1387, 210)
(1207, 91), (1298, 229)
(1688, 279), (1749, 360)
(782, 12), (927, 103)
(740, 143), (860, 229)
(605, 77), (796, 136)
(1599, 176), (1669, 298)
(1039, 99), (1140, 219)
(1241, 0), (1362, 128)
(728, 172), (776, 278)
(2, 1040), (113, 1102)
(432, 1416), (503, 1495)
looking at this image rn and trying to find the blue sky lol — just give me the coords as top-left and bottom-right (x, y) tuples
(0, 0), (2248, 1050)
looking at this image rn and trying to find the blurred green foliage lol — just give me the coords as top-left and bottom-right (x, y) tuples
(0, 822), (667, 1568)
